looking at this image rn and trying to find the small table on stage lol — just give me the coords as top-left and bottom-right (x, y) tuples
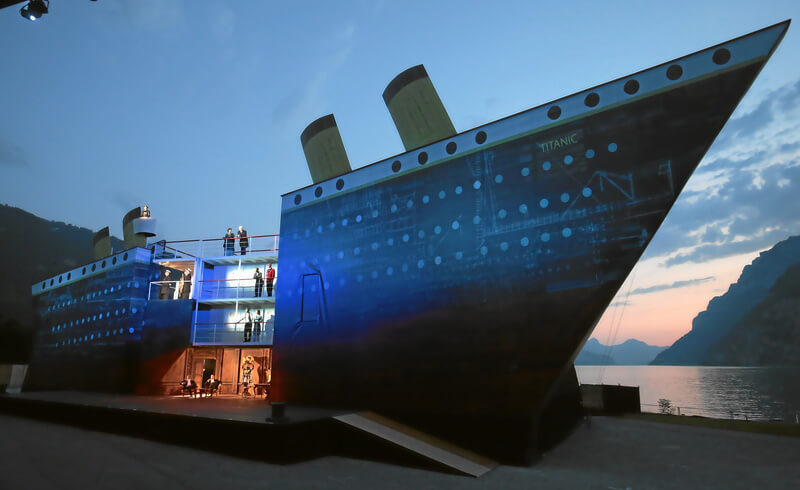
(253, 383), (270, 399)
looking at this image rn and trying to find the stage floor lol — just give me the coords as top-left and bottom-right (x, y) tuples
(5, 390), (347, 425)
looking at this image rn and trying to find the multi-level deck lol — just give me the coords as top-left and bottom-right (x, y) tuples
(150, 234), (279, 346)
(28, 231), (280, 396)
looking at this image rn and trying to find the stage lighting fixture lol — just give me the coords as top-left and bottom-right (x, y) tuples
(20, 0), (49, 22)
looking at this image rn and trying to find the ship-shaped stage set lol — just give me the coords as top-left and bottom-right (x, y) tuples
(26, 21), (789, 465)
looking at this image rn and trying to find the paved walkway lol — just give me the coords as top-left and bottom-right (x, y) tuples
(1, 413), (798, 489)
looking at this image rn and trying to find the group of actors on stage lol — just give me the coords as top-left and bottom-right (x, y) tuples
(157, 264), (275, 301)
(252, 264), (276, 297)
(157, 268), (192, 299)
(237, 307), (270, 342)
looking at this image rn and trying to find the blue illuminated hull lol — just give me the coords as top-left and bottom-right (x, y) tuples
(272, 22), (788, 461)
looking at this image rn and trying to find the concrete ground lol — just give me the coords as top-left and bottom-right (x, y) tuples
(1, 413), (798, 490)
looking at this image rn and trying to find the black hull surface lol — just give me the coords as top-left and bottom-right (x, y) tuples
(272, 22), (789, 462)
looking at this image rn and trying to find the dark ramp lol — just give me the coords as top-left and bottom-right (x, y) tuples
(335, 412), (497, 477)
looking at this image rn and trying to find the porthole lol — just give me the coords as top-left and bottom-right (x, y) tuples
(584, 92), (600, 107)
(336, 179), (344, 190)
(42, 283), (46, 290)
(101, 260), (106, 269)
(475, 131), (487, 144)
(446, 141), (457, 154)
(92, 264), (96, 272)
(666, 64), (683, 80)
(123, 253), (128, 261)
(67, 273), (71, 280)
(391, 160), (401, 172)
(58, 276), (62, 283)
(50, 279), (54, 286)
(314, 186), (323, 198)
(624, 79), (639, 95)
(294, 194), (302, 205)
(418, 152), (428, 165)
(547, 105), (561, 120)
(112, 257), (117, 265)
(713, 48), (731, 65)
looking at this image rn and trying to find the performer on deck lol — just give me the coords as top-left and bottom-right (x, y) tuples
(253, 268), (263, 297)
(223, 228), (235, 256)
(266, 263), (276, 297)
(238, 226), (249, 255)
(240, 308), (253, 342)
(179, 269), (192, 299)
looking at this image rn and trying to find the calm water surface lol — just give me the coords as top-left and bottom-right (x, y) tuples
(576, 366), (800, 422)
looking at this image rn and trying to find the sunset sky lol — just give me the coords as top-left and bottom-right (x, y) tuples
(1, 1), (799, 347)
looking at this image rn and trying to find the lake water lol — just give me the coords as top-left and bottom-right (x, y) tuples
(576, 366), (800, 422)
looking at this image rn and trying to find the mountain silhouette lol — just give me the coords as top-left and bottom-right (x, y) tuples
(0, 204), (123, 362)
(652, 235), (800, 365)
(576, 337), (667, 365)
(703, 262), (800, 365)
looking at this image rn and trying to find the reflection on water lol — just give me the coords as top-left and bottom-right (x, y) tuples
(576, 366), (800, 422)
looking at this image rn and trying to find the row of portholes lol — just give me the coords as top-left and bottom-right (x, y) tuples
(285, 228), (576, 295)
(57, 328), (136, 346)
(295, 141), (618, 230)
(42, 252), (130, 290)
(526, 144), (617, 175)
(546, 48), (731, 120)
(45, 282), (139, 312)
(293, 46), (733, 207)
(295, 180), (592, 242)
(301, 218), (578, 267)
(50, 307), (137, 331)
(296, 130), (490, 206)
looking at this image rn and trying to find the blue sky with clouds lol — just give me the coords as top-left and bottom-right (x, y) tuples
(1, 1), (799, 343)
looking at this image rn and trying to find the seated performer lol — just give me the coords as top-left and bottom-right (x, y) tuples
(180, 377), (197, 396)
(204, 375), (221, 396)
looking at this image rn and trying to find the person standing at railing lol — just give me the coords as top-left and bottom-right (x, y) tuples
(179, 269), (192, 299)
(239, 308), (253, 342)
(158, 269), (175, 300)
(266, 263), (276, 297)
(253, 310), (263, 342)
(253, 268), (263, 297)
(223, 228), (235, 256)
(238, 225), (249, 255)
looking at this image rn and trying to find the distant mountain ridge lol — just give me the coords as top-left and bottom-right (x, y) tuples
(703, 262), (800, 365)
(652, 235), (800, 366)
(576, 337), (667, 365)
(0, 204), (124, 361)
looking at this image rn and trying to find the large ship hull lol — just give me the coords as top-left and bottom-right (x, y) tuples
(272, 22), (788, 462)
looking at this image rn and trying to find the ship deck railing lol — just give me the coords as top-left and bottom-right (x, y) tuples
(147, 280), (190, 300)
(147, 278), (278, 305)
(150, 234), (279, 262)
(195, 278), (277, 303)
(192, 321), (274, 346)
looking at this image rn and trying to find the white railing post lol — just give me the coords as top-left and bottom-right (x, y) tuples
(236, 256), (242, 305)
